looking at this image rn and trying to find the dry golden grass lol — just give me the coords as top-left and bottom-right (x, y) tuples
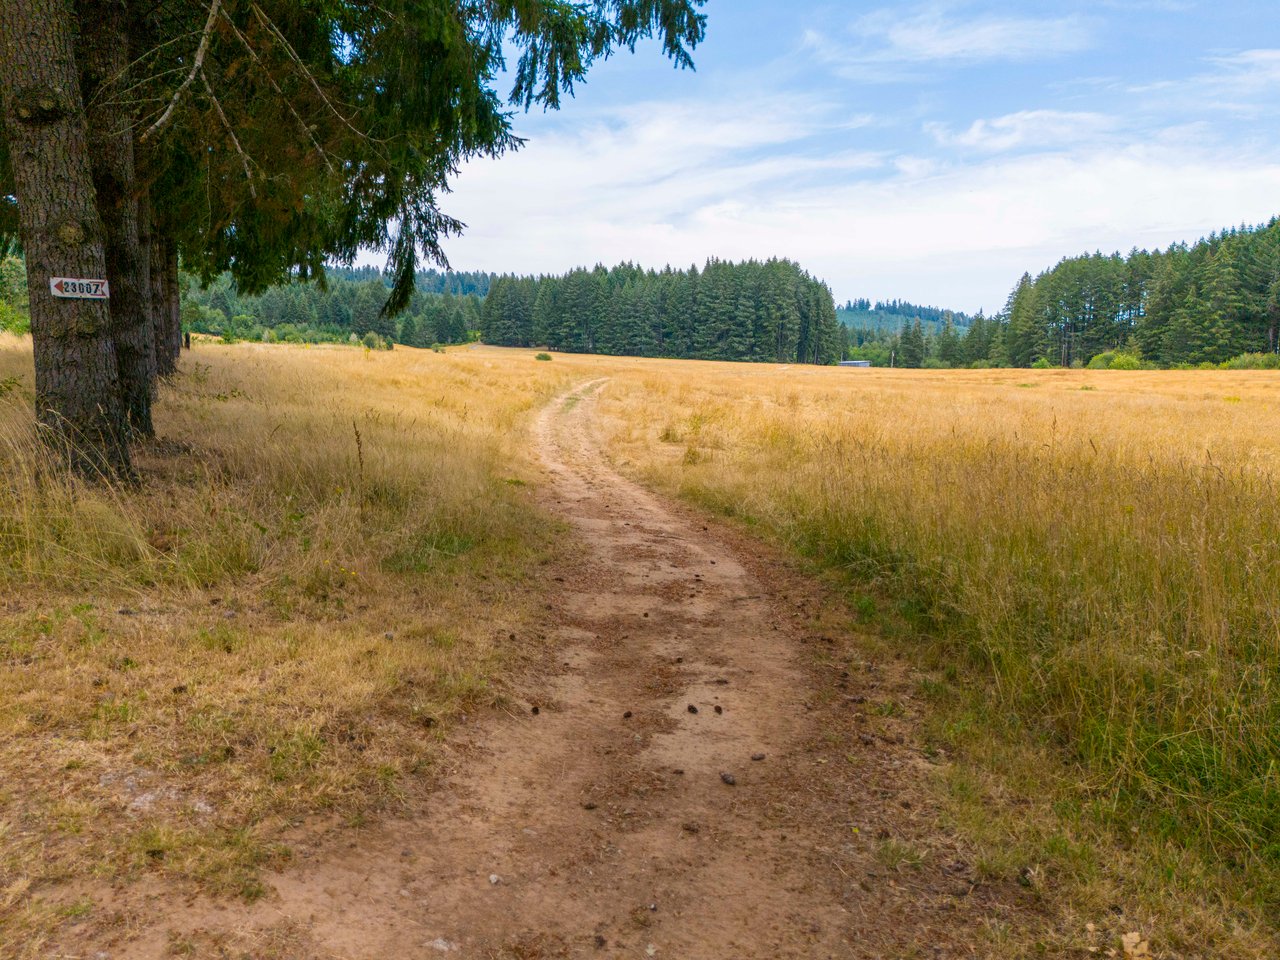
(5, 337), (1279, 957)
(0, 338), (597, 956)
(596, 361), (1280, 957)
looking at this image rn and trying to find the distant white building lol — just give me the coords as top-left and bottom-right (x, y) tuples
(838, 360), (872, 368)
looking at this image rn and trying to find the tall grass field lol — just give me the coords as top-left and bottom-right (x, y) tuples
(3, 337), (1279, 956)
(599, 362), (1280, 955)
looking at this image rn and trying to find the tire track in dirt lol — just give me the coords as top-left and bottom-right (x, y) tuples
(103, 378), (1021, 959)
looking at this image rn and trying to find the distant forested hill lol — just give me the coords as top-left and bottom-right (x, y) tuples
(481, 259), (842, 364)
(837, 298), (971, 335)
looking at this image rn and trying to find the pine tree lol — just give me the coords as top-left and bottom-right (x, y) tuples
(1005, 274), (1043, 367)
(809, 280), (841, 364)
(399, 314), (418, 347)
(616, 280), (656, 355)
(961, 312), (988, 365)
(480, 281), (511, 344)
(761, 260), (800, 362)
(899, 320), (926, 368)
(1195, 248), (1247, 362)
(1164, 286), (1215, 365)
(352, 281), (387, 337)
(1139, 249), (1188, 364)
(282, 291), (312, 328)
(668, 267), (699, 356)
(987, 331), (1010, 367)
(936, 318), (962, 367)
(533, 279), (560, 348)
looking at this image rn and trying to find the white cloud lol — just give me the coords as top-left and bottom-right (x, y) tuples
(926, 110), (1117, 152)
(1128, 48), (1280, 114)
(444, 94), (882, 246)
(433, 94), (1280, 314)
(1096, 0), (1193, 9)
(805, 5), (1093, 73)
(1203, 48), (1280, 96)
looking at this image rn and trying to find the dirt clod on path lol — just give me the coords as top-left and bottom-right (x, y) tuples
(96, 379), (1025, 959)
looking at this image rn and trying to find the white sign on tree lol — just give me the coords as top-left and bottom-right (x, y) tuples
(49, 277), (110, 300)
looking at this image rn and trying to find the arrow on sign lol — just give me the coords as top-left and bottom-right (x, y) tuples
(50, 277), (110, 300)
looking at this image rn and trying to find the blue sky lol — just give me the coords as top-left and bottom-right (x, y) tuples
(437, 1), (1280, 313)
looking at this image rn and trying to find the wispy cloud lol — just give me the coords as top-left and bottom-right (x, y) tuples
(1128, 48), (1280, 114)
(926, 110), (1117, 152)
(474, 95), (879, 217)
(1095, 0), (1193, 10)
(1203, 48), (1280, 96)
(804, 4), (1094, 76)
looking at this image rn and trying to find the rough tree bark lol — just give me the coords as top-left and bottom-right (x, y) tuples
(79, 0), (157, 436)
(156, 236), (181, 375)
(148, 233), (168, 376)
(148, 230), (181, 376)
(0, 0), (132, 476)
(136, 182), (156, 366)
(168, 242), (182, 360)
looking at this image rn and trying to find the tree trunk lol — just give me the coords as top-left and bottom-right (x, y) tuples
(136, 184), (158, 374)
(149, 232), (169, 375)
(79, 0), (157, 437)
(169, 244), (182, 358)
(0, 0), (131, 476)
(151, 233), (180, 376)
(164, 238), (181, 369)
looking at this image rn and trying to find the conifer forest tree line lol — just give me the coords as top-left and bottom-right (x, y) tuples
(175, 216), (1280, 369)
(8, 216), (1280, 372)
(852, 218), (1280, 369)
(480, 259), (843, 364)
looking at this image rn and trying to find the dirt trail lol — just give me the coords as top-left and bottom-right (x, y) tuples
(105, 380), (1016, 959)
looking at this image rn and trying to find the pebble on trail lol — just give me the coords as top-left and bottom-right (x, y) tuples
(721, 772), (737, 785)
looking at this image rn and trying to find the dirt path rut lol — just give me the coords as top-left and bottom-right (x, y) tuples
(112, 379), (1012, 959)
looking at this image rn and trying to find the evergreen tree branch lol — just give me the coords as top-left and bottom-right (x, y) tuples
(139, 0), (221, 143)
(214, 8), (337, 172)
(248, 2), (373, 144)
(200, 71), (257, 199)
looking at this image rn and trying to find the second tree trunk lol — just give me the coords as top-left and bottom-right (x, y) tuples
(80, 0), (157, 437)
